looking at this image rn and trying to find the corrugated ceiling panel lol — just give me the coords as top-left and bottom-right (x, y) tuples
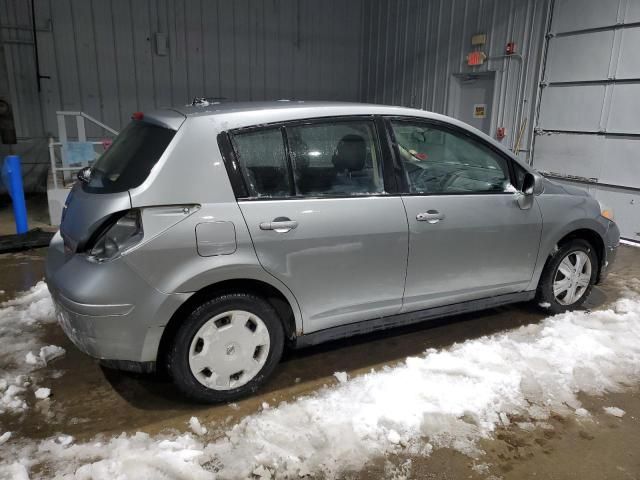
(533, 132), (640, 190)
(551, 0), (621, 34)
(616, 26), (640, 79)
(538, 84), (605, 132)
(607, 83), (640, 134)
(544, 31), (614, 83)
(624, 0), (640, 23)
(534, 133), (603, 180)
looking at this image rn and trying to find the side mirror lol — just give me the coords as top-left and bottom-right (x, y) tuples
(77, 166), (92, 184)
(517, 172), (537, 210)
(522, 172), (535, 195)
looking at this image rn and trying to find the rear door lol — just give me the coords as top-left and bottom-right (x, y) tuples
(386, 118), (542, 312)
(228, 117), (409, 332)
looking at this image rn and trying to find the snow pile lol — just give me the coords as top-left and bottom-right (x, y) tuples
(0, 282), (60, 414)
(603, 406), (626, 418)
(333, 371), (349, 383)
(189, 417), (207, 436)
(0, 282), (56, 365)
(34, 388), (51, 400)
(3, 433), (209, 480)
(25, 345), (65, 366)
(2, 289), (640, 479)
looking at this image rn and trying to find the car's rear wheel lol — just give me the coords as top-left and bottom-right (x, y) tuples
(167, 293), (284, 403)
(536, 239), (597, 314)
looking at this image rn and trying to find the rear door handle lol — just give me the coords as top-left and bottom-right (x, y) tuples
(259, 217), (298, 233)
(416, 210), (445, 224)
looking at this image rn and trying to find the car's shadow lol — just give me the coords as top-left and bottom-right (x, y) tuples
(101, 286), (609, 410)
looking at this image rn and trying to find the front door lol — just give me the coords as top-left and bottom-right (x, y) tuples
(387, 118), (542, 312)
(231, 119), (409, 332)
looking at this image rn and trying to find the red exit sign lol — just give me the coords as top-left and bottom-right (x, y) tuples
(467, 51), (486, 66)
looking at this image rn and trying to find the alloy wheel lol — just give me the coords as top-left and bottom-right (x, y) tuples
(552, 251), (592, 306)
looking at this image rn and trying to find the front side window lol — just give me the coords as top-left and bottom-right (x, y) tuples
(233, 128), (291, 198)
(287, 121), (384, 196)
(390, 120), (512, 194)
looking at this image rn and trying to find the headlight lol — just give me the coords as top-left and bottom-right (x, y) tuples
(598, 201), (615, 221)
(88, 209), (143, 262)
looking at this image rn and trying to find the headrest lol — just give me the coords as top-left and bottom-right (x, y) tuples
(332, 134), (366, 172)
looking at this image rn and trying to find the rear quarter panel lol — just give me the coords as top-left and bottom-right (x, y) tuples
(123, 116), (304, 332)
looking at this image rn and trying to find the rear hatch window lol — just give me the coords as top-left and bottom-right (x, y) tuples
(83, 120), (176, 193)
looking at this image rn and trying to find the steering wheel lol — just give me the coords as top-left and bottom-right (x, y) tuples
(411, 167), (439, 192)
(440, 171), (464, 191)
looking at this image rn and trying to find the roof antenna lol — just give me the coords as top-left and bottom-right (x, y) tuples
(191, 97), (208, 106)
(191, 96), (226, 106)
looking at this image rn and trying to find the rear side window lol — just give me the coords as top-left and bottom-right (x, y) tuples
(287, 121), (384, 196)
(232, 128), (292, 198)
(85, 120), (176, 193)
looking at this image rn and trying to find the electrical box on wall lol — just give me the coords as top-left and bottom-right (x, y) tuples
(155, 33), (168, 56)
(471, 33), (487, 46)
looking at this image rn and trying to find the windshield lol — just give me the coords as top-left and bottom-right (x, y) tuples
(84, 121), (176, 193)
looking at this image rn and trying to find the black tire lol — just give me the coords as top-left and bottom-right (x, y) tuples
(536, 239), (598, 314)
(167, 292), (284, 403)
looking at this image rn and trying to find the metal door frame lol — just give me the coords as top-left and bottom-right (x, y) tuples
(447, 71), (498, 138)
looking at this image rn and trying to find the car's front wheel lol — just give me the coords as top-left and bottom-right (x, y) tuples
(536, 239), (597, 314)
(167, 293), (284, 403)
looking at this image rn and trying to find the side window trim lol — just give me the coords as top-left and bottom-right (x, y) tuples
(280, 126), (297, 197)
(217, 132), (249, 198)
(224, 115), (395, 200)
(374, 115), (401, 194)
(383, 116), (517, 196)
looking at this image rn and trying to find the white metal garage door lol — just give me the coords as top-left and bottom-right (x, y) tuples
(533, 0), (640, 241)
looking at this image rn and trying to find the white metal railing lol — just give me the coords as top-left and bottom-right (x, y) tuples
(48, 111), (119, 189)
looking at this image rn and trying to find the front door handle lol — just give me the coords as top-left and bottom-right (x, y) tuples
(416, 210), (444, 224)
(259, 217), (298, 233)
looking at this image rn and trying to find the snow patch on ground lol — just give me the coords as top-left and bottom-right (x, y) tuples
(25, 345), (65, 367)
(0, 282), (61, 414)
(189, 417), (207, 436)
(1, 285), (639, 479)
(34, 388), (51, 400)
(0, 431), (11, 445)
(333, 371), (348, 383)
(603, 406), (626, 418)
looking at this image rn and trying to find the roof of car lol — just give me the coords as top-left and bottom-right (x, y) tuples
(145, 100), (525, 167)
(170, 100), (416, 117)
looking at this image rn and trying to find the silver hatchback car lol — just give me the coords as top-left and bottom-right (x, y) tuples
(46, 101), (619, 402)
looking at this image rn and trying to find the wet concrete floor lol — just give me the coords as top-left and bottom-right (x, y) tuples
(1, 245), (639, 479)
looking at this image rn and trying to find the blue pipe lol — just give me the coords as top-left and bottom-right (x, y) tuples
(3, 155), (28, 234)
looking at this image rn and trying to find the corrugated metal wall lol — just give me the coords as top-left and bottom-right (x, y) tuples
(359, 0), (550, 160)
(0, 0), (364, 190)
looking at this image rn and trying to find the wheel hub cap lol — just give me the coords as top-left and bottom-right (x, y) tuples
(188, 310), (270, 391)
(553, 251), (592, 306)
